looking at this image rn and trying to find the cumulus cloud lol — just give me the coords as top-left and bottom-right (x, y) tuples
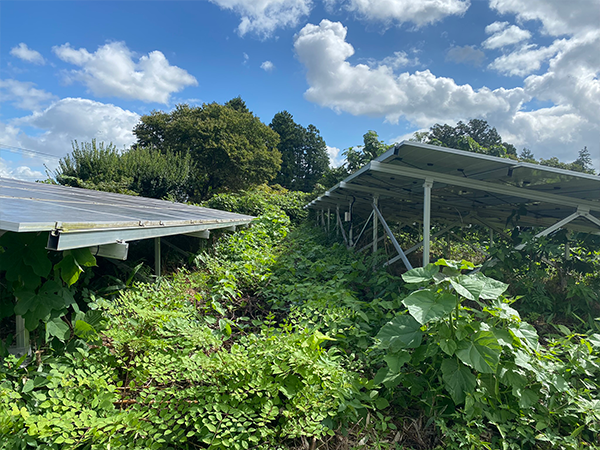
(52, 42), (197, 103)
(10, 43), (46, 65)
(0, 158), (45, 181)
(208, 0), (312, 37)
(260, 60), (275, 71)
(445, 45), (485, 66)
(0, 79), (57, 110)
(489, 0), (600, 36)
(482, 21), (531, 49)
(294, 20), (527, 127)
(294, 19), (599, 163)
(326, 145), (344, 167)
(377, 51), (419, 69)
(4, 98), (140, 161)
(342, 0), (470, 28)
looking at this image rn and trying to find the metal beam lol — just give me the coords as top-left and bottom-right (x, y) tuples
(336, 208), (348, 245)
(46, 219), (252, 251)
(369, 160), (600, 213)
(373, 202), (413, 271)
(351, 210), (374, 249)
(186, 230), (210, 239)
(423, 179), (433, 266)
(373, 196), (378, 254)
(154, 237), (161, 277)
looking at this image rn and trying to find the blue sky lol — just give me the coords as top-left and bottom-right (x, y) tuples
(1, 0), (599, 181)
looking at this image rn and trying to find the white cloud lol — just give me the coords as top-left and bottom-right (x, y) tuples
(208, 0), (312, 37)
(326, 145), (344, 167)
(446, 45), (485, 66)
(243, 52), (249, 64)
(0, 157), (44, 181)
(488, 40), (565, 77)
(0, 79), (57, 110)
(294, 20), (527, 127)
(4, 98), (140, 162)
(482, 22), (531, 49)
(10, 43), (46, 65)
(378, 51), (419, 69)
(52, 42), (197, 104)
(294, 19), (599, 162)
(489, 0), (600, 36)
(260, 60), (275, 71)
(342, 0), (470, 28)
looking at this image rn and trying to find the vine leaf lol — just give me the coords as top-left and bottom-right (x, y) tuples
(46, 317), (70, 342)
(451, 273), (508, 301)
(456, 331), (501, 374)
(401, 264), (438, 284)
(55, 248), (97, 286)
(402, 290), (457, 325)
(509, 322), (539, 351)
(376, 315), (423, 351)
(441, 358), (476, 404)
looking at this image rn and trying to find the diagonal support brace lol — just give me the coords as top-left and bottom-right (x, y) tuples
(373, 202), (413, 270)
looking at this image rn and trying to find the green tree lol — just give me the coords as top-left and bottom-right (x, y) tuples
(415, 119), (517, 157)
(540, 147), (596, 174)
(519, 148), (536, 162)
(269, 111), (329, 192)
(133, 100), (281, 199)
(344, 130), (391, 174)
(54, 141), (195, 201)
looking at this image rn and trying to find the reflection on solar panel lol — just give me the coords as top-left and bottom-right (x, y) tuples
(0, 177), (255, 251)
(307, 141), (600, 267)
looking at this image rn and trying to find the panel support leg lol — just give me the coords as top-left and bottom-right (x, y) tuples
(154, 237), (161, 277)
(12, 314), (30, 357)
(373, 202), (413, 271)
(423, 178), (434, 266)
(336, 209), (348, 245)
(373, 196), (379, 254)
(327, 208), (330, 234)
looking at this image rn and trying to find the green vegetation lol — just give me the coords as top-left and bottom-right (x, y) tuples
(270, 111), (330, 192)
(6, 109), (599, 447)
(2, 188), (599, 449)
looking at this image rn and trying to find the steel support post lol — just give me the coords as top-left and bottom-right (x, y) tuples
(348, 199), (353, 247)
(515, 211), (581, 250)
(327, 208), (331, 234)
(352, 211), (374, 249)
(373, 202), (413, 271)
(422, 179), (433, 266)
(336, 209), (348, 245)
(154, 237), (161, 277)
(14, 314), (29, 357)
(336, 206), (340, 237)
(373, 196), (379, 254)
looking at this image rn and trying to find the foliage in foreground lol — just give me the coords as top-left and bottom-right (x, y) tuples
(1, 195), (600, 449)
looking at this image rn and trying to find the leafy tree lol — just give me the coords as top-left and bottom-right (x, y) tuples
(519, 148), (536, 162)
(344, 130), (391, 174)
(540, 147), (596, 174)
(54, 140), (195, 201)
(413, 119), (517, 157)
(269, 111), (329, 192)
(134, 100), (281, 199)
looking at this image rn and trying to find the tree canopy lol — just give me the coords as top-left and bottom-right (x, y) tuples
(269, 111), (329, 192)
(412, 119), (517, 157)
(133, 100), (281, 199)
(55, 140), (194, 201)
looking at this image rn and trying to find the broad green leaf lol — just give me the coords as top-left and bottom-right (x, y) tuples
(376, 315), (423, 350)
(518, 388), (539, 409)
(384, 351), (411, 372)
(402, 290), (457, 325)
(55, 254), (82, 287)
(46, 318), (70, 342)
(375, 397), (389, 410)
(456, 331), (501, 374)
(451, 273), (508, 301)
(441, 358), (476, 404)
(439, 339), (457, 356)
(401, 264), (439, 284)
(71, 248), (97, 268)
(74, 320), (96, 341)
(509, 322), (539, 351)
(435, 259), (475, 270)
